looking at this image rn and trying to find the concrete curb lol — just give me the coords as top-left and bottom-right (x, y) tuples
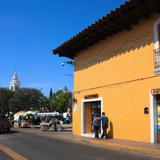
(53, 134), (160, 158)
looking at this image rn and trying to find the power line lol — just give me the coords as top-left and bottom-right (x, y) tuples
(74, 74), (160, 94)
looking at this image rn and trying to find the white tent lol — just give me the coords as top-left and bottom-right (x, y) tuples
(37, 112), (59, 117)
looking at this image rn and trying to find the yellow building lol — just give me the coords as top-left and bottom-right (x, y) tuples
(53, 0), (160, 143)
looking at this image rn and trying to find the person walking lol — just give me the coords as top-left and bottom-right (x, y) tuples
(18, 116), (22, 127)
(92, 114), (100, 139)
(101, 112), (109, 139)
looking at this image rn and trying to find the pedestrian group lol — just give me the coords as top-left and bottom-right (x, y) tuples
(92, 112), (108, 139)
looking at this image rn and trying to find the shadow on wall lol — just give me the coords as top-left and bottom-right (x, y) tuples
(74, 14), (158, 72)
(107, 121), (113, 139)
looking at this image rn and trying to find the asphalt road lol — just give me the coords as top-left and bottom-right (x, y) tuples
(0, 128), (159, 160)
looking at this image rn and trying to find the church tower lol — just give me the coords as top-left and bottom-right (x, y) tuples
(9, 72), (20, 91)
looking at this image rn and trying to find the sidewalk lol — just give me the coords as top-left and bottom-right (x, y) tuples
(52, 132), (160, 158)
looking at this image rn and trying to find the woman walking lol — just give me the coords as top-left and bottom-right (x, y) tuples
(92, 114), (100, 139)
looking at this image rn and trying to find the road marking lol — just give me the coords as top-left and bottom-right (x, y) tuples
(0, 145), (27, 160)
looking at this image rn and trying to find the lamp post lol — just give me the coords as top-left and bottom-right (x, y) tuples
(61, 61), (74, 66)
(61, 61), (74, 78)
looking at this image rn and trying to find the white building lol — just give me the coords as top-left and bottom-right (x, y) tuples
(9, 72), (20, 91)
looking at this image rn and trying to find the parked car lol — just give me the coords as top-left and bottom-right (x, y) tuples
(0, 114), (11, 133)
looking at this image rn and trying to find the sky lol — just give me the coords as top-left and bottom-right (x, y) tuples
(0, 0), (127, 96)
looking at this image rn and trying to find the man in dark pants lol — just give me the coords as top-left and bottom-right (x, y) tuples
(101, 112), (108, 139)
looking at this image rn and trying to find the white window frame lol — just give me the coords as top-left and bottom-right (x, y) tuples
(154, 17), (160, 73)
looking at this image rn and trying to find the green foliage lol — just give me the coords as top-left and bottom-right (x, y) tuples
(0, 88), (13, 114)
(49, 88), (53, 99)
(0, 87), (50, 114)
(49, 88), (72, 113)
(0, 87), (72, 114)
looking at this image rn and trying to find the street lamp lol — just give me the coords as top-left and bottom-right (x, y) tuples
(61, 61), (74, 66)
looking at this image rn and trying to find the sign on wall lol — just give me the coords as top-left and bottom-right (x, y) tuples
(151, 89), (160, 95)
(84, 94), (99, 99)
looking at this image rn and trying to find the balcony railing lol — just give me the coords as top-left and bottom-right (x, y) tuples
(154, 48), (160, 70)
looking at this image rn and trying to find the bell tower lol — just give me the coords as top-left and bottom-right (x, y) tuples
(9, 72), (20, 91)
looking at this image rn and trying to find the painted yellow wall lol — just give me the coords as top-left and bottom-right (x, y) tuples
(72, 14), (160, 142)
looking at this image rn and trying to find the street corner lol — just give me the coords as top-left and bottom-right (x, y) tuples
(54, 133), (160, 159)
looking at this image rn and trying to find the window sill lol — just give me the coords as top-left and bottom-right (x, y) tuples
(154, 68), (160, 74)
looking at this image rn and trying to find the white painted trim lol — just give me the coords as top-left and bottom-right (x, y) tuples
(81, 97), (103, 103)
(82, 133), (101, 138)
(81, 97), (103, 137)
(150, 94), (155, 143)
(150, 93), (158, 143)
(154, 68), (160, 74)
(82, 133), (95, 138)
(81, 100), (84, 135)
(73, 100), (77, 112)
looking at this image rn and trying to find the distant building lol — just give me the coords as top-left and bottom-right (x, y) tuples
(9, 72), (20, 91)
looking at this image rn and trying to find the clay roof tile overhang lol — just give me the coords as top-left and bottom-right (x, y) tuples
(53, 0), (160, 59)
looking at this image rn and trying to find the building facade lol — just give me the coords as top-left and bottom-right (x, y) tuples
(53, 0), (160, 143)
(9, 72), (20, 91)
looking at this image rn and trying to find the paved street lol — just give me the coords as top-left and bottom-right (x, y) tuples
(0, 128), (159, 160)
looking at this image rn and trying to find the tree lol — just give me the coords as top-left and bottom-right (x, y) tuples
(49, 88), (53, 99)
(14, 88), (50, 111)
(49, 88), (72, 113)
(0, 88), (13, 114)
(0, 87), (50, 114)
(38, 96), (51, 112)
(9, 98), (22, 113)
